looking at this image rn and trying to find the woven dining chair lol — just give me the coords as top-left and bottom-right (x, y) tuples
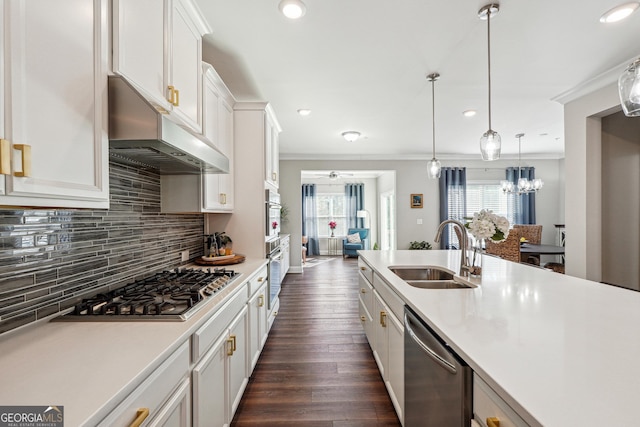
(513, 224), (543, 264)
(485, 229), (522, 263)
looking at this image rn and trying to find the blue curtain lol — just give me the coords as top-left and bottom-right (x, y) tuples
(345, 183), (365, 228)
(505, 167), (536, 224)
(438, 167), (467, 249)
(301, 184), (320, 256)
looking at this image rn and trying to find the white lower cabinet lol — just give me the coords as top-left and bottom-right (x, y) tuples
(247, 267), (269, 374)
(193, 305), (248, 427)
(358, 258), (404, 424)
(473, 374), (529, 427)
(98, 342), (191, 427)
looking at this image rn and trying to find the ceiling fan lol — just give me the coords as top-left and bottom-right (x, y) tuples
(314, 171), (355, 180)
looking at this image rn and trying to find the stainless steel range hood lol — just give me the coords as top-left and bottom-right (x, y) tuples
(108, 76), (229, 175)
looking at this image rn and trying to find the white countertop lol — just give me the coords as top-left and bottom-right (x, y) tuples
(359, 250), (640, 426)
(0, 258), (268, 427)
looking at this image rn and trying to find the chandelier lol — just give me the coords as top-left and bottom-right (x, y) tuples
(500, 133), (543, 194)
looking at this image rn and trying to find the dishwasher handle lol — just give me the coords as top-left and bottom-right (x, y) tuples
(404, 312), (457, 374)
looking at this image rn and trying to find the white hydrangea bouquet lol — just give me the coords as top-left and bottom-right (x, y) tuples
(465, 209), (510, 242)
(464, 209), (510, 276)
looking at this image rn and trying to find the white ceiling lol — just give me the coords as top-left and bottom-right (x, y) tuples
(195, 0), (640, 160)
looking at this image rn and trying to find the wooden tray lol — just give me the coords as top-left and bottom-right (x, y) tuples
(194, 254), (245, 266)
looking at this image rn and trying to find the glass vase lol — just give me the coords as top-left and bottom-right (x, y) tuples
(468, 239), (483, 277)
(330, 230), (335, 237)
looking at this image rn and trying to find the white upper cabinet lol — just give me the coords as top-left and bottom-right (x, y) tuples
(202, 63), (235, 212)
(0, 0), (109, 208)
(264, 108), (281, 189)
(113, 0), (210, 133)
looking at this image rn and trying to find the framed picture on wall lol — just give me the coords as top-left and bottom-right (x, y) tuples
(411, 194), (423, 208)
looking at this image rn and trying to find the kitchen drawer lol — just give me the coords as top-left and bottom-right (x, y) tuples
(358, 258), (374, 284)
(373, 273), (405, 321)
(248, 265), (268, 297)
(192, 283), (248, 361)
(474, 374), (529, 427)
(98, 341), (190, 426)
(358, 273), (374, 312)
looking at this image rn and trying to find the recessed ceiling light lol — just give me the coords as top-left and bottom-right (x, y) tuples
(297, 109), (311, 116)
(600, 2), (639, 23)
(463, 110), (477, 117)
(341, 131), (361, 142)
(279, 0), (306, 19)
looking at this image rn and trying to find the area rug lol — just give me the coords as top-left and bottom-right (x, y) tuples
(303, 257), (337, 268)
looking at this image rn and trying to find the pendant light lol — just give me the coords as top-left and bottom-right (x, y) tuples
(427, 73), (441, 179)
(478, 3), (501, 161)
(500, 133), (543, 194)
(619, 57), (640, 117)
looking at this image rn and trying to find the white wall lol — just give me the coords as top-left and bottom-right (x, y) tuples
(601, 111), (640, 290)
(281, 158), (564, 271)
(562, 81), (621, 280)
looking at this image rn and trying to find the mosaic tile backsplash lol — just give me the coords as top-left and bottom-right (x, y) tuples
(0, 161), (204, 335)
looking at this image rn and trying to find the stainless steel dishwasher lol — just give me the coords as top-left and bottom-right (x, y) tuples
(404, 306), (472, 426)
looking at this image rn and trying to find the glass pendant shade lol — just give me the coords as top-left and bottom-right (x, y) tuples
(480, 130), (501, 161)
(619, 58), (640, 117)
(427, 158), (441, 179)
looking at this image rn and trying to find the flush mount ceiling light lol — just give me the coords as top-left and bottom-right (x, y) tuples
(341, 131), (361, 142)
(463, 110), (477, 117)
(500, 133), (544, 194)
(279, 0), (306, 19)
(426, 73), (442, 179)
(297, 109), (311, 116)
(478, 3), (502, 161)
(600, 2), (639, 23)
(619, 57), (640, 116)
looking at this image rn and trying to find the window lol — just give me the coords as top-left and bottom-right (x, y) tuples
(316, 192), (347, 236)
(466, 180), (516, 226)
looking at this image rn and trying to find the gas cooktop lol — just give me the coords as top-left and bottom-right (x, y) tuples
(57, 268), (242, 321)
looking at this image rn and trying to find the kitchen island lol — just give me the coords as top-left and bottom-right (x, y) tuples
(359, 249), (640, 426)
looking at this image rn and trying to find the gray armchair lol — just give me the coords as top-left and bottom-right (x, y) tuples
(342, 228), (369, 258)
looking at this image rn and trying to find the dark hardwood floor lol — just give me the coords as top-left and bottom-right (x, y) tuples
(231, 256), (402, 427)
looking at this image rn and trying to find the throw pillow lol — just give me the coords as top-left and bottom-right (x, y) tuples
(347, 233), (362, 243)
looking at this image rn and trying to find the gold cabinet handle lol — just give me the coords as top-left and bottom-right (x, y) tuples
(257, 276), (265, 282)
(486, 417), (500, 427)
(360, 315), (366, 321)
(227, 337), (235, 356)
(167, 85), (179, 106)
(13, 144), (31, 177)
(360, 288), (366, 294)
(360, 266), (367, 271)
(0, 139), (10, 175)
(219, 193), (227, 205)
(258, 294), (264, 307)
(129, 408), (150, 427)
(380, 311), (387, 327)
(230, 334), (237, 352)
(272, 172), (277, 181)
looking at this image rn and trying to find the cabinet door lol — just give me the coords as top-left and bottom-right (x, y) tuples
(192, 332), (227, 427)
(1, 0), (109, 208)
(148, 378), (191, 427)
(228, 306), (249, 419)
(112, 0), (170, 112)
(386, 309), (404, 423)
(373, 291), (389, 378)
(169, 0), (204, 132)
(248, 283), (268, 373)
(264, 112), (279, 188)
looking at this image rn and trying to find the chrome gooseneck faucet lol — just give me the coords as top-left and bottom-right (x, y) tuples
(434, 219), (471, 277)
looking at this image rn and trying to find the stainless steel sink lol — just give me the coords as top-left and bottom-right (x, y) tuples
(388, 266), (474, 289)
(404, 279), (472, 289)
